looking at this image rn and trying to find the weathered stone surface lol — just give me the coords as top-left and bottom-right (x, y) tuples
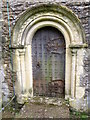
(1, 0), (90, 112)
(0, 1), (3, 118)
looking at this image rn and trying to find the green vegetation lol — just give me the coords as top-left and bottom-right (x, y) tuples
(70, 110), (88, 119)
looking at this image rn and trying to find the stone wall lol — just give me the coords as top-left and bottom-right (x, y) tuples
(1, 0), (90, 112)
(0, 0), (10, 105)
(0, 0), (3, 118)
(87, 2), (90, 113)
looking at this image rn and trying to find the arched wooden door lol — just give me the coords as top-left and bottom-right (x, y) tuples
(32, 26), (65, 97)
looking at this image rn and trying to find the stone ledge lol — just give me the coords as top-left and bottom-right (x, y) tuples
(17, 95), (69, 107)
(69, 43), (88, 48)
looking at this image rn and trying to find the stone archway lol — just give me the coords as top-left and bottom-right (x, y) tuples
(12, 4), (88, 110)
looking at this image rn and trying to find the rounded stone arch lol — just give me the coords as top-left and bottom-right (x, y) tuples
(12, 4), (88, 110)
(12, 4), (85, 47)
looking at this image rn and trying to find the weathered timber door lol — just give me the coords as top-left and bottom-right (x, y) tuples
(32, 27), (65, 97)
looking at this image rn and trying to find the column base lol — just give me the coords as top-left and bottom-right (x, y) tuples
(69, 97), (88, 112)
(65, 95), (70, 100)
(17, 92), (30, 104)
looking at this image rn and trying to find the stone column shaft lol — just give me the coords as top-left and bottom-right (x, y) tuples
(15, 50), (22, 94)
(19, 49), (26, 93)
(25, 45), (33, 96)
(71, 49), (77, 98)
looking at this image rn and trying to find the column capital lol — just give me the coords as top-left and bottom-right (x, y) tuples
(18, 49), (25, 56)
(69, 43), (88, 49)
(71, 49), (77, 55)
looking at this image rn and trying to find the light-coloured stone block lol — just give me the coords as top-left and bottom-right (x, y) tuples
(76, 87), (85, 99)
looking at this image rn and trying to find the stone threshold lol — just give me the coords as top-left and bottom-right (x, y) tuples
(27, 96), (69, 107)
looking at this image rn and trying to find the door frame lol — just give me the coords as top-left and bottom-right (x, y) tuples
(25, 20), (71, 99)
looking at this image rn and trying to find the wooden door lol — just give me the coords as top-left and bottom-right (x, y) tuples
(32, 26), (65, 97)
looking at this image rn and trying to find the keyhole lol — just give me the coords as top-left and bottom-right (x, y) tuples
(36, 62), (40, 68)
